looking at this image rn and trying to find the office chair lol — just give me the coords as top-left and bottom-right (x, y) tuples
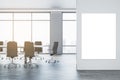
(0, 41), (4, 60)
(46, 42), (59, 63)
(34, 41), (44, 60)
(4, 41), (19, 69)
(35, 41), (42, 54)
(24, 41), (38, 68)
(0, 41), (3, 52)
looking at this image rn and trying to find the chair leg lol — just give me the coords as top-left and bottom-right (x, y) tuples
(24, 57), (39, 69)
(45, 55), (59, 63)
(24, 57), (27, 64)
(4, 57), (20, 69)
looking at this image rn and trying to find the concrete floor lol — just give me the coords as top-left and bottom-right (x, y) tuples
(0, 54), (120, 80)
(79, 70), (120, 80)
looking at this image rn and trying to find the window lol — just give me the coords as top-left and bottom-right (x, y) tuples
(14, 13), (31, 20)
(0, 13), (13, 43)
(0, 13), (12, 20)
(32, 13), (50, 20)
(32, 13), (50, 53)
(0, 12), (50, 53)
(63, 13), (76, 53)
(14, 21), (31, 46)
(81, 13), (116, 59)
(14, 13), (31, 46)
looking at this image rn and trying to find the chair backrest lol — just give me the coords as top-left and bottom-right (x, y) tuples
(24, 41), (34, 58)
(35, 41), (42, 45)
(35, 41), (42, 53)
(52, 42), (58, 54)
(7, 41), (17, 58)
(0, 41), (3, 52)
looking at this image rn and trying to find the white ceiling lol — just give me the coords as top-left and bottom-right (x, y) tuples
(0, 0), (76, 9)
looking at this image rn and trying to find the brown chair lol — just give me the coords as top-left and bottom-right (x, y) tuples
(24, 41), (34, 63)
(24, 41), (38, 68)
(34, 41), (44, 60)
(35, 41), (42, 54)
(0, 41), (4, 60)
(4, 41), (18, 68)
(0, 41), (3, 52)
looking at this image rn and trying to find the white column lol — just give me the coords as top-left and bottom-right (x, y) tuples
(50, 11), (62, 54)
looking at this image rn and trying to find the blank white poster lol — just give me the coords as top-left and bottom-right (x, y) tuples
(81, 13), (116, 59)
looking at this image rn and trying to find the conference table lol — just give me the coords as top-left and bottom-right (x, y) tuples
(0, 45), (48, 48)
(0, 45), (49, 54)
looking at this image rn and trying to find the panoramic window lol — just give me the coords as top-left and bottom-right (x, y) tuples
(63, 13), (76, 53)
(14, 13), (31, 46)
(0, 12), (50, 53)
(0, 13), (13, 43)
(81, 13), (116, 59)
(32, 13), (50, 53)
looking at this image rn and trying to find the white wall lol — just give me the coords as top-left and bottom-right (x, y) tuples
(0, 0), (76, 9)
(77, 0), (120, 70)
